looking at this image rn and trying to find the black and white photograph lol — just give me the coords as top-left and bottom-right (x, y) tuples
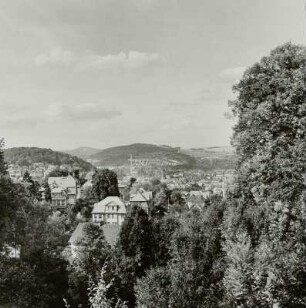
(0, 1), (306, 307)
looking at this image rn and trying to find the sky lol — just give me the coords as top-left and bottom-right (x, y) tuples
(0, 0), (305, 150)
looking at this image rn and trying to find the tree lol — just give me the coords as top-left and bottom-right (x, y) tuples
(0, 199), (69, 308)
(88, 267), (128, 308)
(67, 223), (111, 308)
(168, 203), (225, 308)
(114, 206), (153, 306)
(135, 266), (171, 308)
(0, 138), (7, 175)
(0, 254), (68, 308)
(151, 215), (180, 266)
(169, 190), (188, 214)
(47, 168), (70, 177)
(230, 43), (306, 209)
(92, 169), (120, 201)
(223, 43), (306, 307)
(71, 223), (111, 279)
(22, 171), (40, 200)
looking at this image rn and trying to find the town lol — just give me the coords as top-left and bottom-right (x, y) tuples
(1, 1), (305, 307)
(5, 156), (235, 251)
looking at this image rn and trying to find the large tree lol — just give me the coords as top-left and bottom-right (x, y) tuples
(114, 206), (153, 307)
(0, 138), (7, 175)
(92, 169), (120, 201)
(230, 43), (306, 207)
(223, 43), (306, 307)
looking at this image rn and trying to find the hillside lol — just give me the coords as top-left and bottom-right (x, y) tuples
(63, 147), (102, 159)
(89, 143), (196, 168)
(181, 146), (236, 170)
(4, 147), (93, 171)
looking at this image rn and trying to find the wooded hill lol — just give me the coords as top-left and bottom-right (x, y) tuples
(4, 147), (93, 171)
(88, 143), (196, 168)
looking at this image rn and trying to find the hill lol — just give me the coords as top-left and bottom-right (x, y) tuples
(63, 147), (102, 159)
(181, 146), (236, 170)
(89, 143), (196, 168)
(4, 147), (93, 171)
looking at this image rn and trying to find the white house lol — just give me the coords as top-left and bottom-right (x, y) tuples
(92, 196), (126, 225)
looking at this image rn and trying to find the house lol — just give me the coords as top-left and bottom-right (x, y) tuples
(48, 175), (78, 210)
(92, 196), (126, 225)
(129, 190), (153, 213)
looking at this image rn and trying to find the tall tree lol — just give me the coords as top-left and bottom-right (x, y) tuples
(114, 206), (153, 307)
(92, 169), (120, 201)
(0, 138), (7, 175)
(22, 171), (40, 200)
(223, 43), (306, 307)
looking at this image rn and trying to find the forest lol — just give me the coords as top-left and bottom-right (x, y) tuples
(4, 147), (93, 171)
(0, 43), (305, 308)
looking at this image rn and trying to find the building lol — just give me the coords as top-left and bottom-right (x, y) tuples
(48, 175), (78, 210)
(129, 190), (153, 213)
(92, 196), (126, 225)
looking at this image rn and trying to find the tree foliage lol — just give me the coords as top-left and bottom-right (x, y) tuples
(223, 43), (306, 307)
(92, 169), (120, 201)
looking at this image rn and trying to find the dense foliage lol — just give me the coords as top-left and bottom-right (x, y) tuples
(92, 169), (120, 201)
(222, 43), (306, 307)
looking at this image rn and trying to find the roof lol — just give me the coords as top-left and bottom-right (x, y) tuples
(51, 186), (66, 194)
(48, 175), (77, 189)
(92, 196), (126, 214)
(102, 224), (121, 246)
(81, 180), (92, 188)
(130, 191), (153, 203)
(189, 191), (202, 197)
(68, 223), (86, 245)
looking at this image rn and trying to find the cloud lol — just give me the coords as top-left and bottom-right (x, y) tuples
(1, 102), (121, 132)
(44, 103), (122, 122)
(35, 48), (166, 71)
(35, 48), (76, 66)
(219, 66), (246, 82)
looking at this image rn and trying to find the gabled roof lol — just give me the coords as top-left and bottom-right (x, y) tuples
(130, 191), (153, 203)
(51, 186), (66, 194)
(48, 175), (77, 189)
(92, 196), (126, 214)
(69, 222), (86, 245)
